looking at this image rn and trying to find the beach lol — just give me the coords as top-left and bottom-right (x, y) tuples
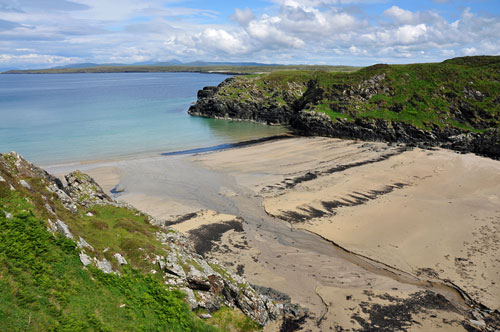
(46, 136), (500, 331)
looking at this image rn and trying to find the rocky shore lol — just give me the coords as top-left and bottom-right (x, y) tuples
(188, 57), (500, 159)
(0, 152), (307, 329)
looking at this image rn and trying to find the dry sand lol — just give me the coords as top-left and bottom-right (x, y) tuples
(46, 136), (500, 331)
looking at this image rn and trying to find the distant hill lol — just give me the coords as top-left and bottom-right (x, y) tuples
(51, 62), (127, 69)
(2, 64), (359, 75)
(183, 61), (278, 67)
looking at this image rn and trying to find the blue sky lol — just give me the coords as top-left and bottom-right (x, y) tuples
(0, 0), (499, 69)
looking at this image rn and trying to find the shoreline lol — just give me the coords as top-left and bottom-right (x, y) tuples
(44, 136), (500, 331)
(43, 133), (293, 171)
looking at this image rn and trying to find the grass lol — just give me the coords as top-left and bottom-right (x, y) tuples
(211, 56), (500, 132)
(0, 180), (219, 332)
(0, 157), (265, 332)
(203, 307), (261, 332)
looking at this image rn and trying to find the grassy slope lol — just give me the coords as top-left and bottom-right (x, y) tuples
(0, 159), (259, 332)
(215, 56), (500, 132)
(2, 65), (358, 75)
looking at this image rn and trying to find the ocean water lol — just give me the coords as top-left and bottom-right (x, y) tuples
(0, 73), (287, 165)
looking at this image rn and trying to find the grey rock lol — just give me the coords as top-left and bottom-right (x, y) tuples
(154, 255), (166, 270)
(469, 319), (486, 328)
(165, 253), (187, 278)
(47, 219), (57, 233)
(86, 211), (94, 217)
(186, 266), (211, 291)
(47, 185), (78, 213)
(200, 313), (212, 319)
(19, 179), (31, 190)
(196, 290), (223, 312)
(181, 287), (198, 309)
(77, 236), (93, 250)
(55, 220), (74, 239)
(45, 203), (56, 216)
(96, 258), (114, 274)
(188, 75), (500, 160)
(64, 171), (112, 208)
(79, 253), (93, 266)
(2, 211), (13, 220)
(0, 175), (5, 182)
(114, 253), (127, 265)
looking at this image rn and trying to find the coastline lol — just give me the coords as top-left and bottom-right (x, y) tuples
(43, 134), (292, 172)
(44, 136), (500, 331)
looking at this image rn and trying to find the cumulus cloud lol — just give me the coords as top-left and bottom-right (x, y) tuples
(231, 7), (255, 26)
(384, 6), (416, 24)
(0, 0), (499, 68)
(0, 53), (80, 66)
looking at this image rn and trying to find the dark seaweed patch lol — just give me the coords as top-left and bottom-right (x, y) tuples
(165, 212), (198, 226)
(188, 220), (243, 256)
(352, 291), (459, 332)
(280, 182), (408, 223)
(279, 314), (308, 332)
(266, 147), (407, 194)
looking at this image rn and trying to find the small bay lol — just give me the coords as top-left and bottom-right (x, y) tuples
(0, 72), (287, 165)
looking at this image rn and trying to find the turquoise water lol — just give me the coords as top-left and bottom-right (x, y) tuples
(0, 73), (287, 165)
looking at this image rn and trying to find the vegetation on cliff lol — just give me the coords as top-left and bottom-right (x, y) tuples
(188, 56), (500, 158)
(0, 153), (267, 331)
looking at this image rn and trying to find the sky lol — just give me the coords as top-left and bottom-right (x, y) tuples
(0, 0), (499, 69)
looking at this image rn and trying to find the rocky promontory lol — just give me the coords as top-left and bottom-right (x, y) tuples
(0, 152), (305, 330)
(189, 56), (500, 159)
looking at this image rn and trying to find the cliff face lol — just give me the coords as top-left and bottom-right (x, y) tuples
(0, 152), (294, 330)
(188, 56), (500, 159)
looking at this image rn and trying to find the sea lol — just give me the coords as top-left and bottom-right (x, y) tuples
(0, 72), (287, 166)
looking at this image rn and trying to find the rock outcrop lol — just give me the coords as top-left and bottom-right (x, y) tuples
(0, 152), (287, 326)
(64, 171), (113, 207)
(188, 57), (500, 159)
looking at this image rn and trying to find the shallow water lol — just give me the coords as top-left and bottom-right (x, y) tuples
(0, 72), (288, 165)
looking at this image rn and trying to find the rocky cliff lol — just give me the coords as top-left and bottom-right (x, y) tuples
(0, 152), (300, 330)
(189, 56), (500, 159)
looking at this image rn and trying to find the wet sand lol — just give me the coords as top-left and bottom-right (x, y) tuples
(46, 137), (500, 331)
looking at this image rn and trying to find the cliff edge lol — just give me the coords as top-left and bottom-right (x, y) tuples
(189, 56), (500, 159)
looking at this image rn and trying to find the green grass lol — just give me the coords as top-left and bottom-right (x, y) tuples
(212, 56), (500, 132)
(203, 307), (260, 332)
(0, 180), (219, 332)
(0, 157), (266, 332)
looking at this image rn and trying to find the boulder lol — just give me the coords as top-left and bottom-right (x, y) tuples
(19, 179), (31, 190)
(96, 258), (114, 274)
(114, 253), (127, 265)
(64, 171), (112, 207)
(55, 219), (74, 239)
(77, 236), (93, 250)
(79, 253), (92, 266)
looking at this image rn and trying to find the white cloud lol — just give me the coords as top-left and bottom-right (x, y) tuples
(0, 53), (80, 66)
(231, 8), (255, 26)
(462, 47), (478, 56)
(394, 24), (427, 44)
(384, 6), (415, 24)
(198, 29), (250, 54)
(0, 1), (499, 68)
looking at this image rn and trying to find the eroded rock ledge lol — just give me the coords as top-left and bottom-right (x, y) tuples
(188, 58), (500, 159)
(0, 151), (302, 327)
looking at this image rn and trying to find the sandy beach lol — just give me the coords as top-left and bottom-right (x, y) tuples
(46, 136), (500, 331)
